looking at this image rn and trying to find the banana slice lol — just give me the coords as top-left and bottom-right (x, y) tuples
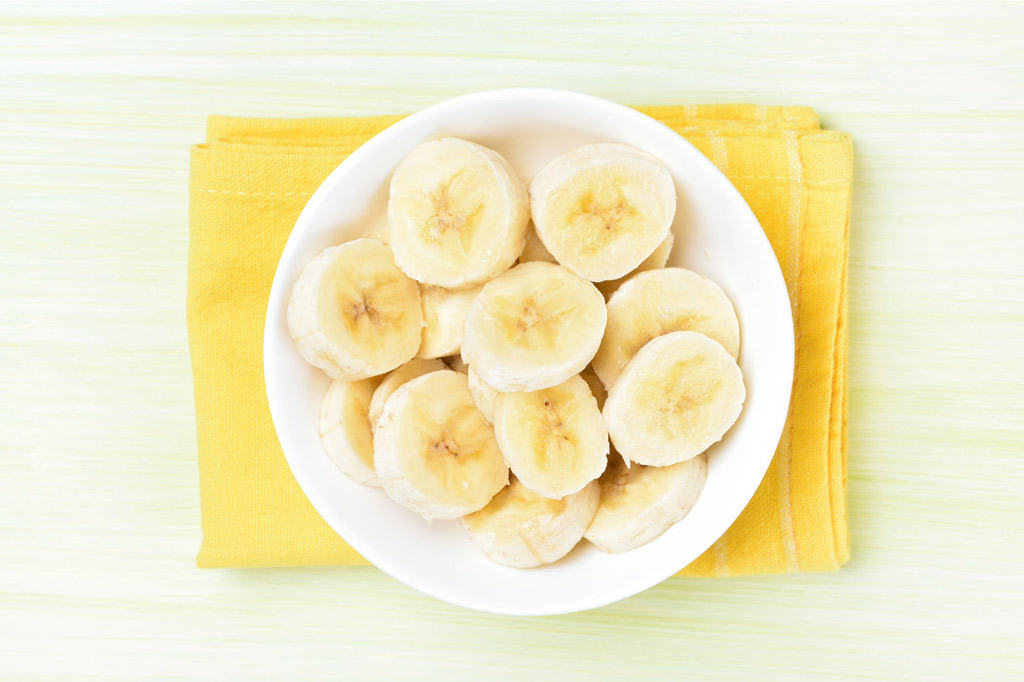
(592, 267), (740, 389)
(595, 231), (674, 298)
(444, 354), (469, 374)
(518, 223), (557, 264)
(585, 454), (708, 553)
(319, 376), (383, 487)
(374, 370), (508, 520)
(462, 477), (600, 568)
(367, 358), (447, 430)
(462, 261), (607, 392)
(529, 143), (676, 282)
(287, 239), (423, 380)
(417, 283), (483, 359)
(604, 331), (744, 466)
(493, 375), (608, 499)
(467, 366), (498, 424)
(387, 138), (529, 288)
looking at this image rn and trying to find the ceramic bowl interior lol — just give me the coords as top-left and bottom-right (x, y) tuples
(264, 88), (794, 615)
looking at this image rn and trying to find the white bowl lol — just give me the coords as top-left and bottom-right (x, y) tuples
(265, 88), (794, 615)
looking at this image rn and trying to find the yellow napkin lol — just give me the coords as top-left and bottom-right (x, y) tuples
(188, 104), (852, 575)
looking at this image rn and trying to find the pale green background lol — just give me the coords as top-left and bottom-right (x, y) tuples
(2, 2), (1022, 680)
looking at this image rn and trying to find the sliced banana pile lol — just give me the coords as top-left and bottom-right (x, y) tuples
(288, 138), (746, 569)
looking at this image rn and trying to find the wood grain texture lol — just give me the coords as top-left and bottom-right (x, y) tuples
(1, 1), (1022, 680)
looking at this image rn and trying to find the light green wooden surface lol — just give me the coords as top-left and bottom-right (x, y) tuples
(2, 2), (1022, 680)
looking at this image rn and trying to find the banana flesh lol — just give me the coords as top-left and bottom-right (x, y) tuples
(319, 376), (384, 487)
(374, 370), (509, 520)
(462, 261), (607, 392)
(585, 454), (707, 553)
(466, 366), (498, 424)
(595, 231), (674, 298)
(593, 267), (740, 389)
(417, 284), (483, 359)
(287, 239), (423, 380)
(387, 138), (529, 288)
(367, 358), (447, 431)
(603, 331), (745, 466)
(462, 477), (599, 568)
(286, 138), (749, 568)
(493, 375), (609, 499)
(530, 143), (675, 282)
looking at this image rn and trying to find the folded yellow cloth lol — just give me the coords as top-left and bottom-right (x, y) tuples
(188, 104), (852, 576)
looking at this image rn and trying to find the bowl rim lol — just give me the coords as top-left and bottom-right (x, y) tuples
(264, 87), (795, 615)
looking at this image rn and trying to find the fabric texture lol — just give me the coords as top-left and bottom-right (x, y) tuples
(188, 104), (852, 575)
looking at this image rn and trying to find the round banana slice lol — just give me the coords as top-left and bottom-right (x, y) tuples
(374, 370), (508, 520)
(592, 267), (740, 389)
(530, 143), (676, 282)
(387, 138), (529, 288)
(595, 231), (674, 298)
(444, 354), (469, 374)
(462, 261), (607, 392)
(604, 331), (745, 466)
(319, 376), (383, 487)
(416, 283), (483, 359)
(462, 477), (600, 568)
(584, 454), (708, 553)
(367, 358), (447, 430)
(287, 239), (423, 380)
(493, 375), (609, 499)
(467, 366), (498, 424)
(518, 223), (557, 264)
